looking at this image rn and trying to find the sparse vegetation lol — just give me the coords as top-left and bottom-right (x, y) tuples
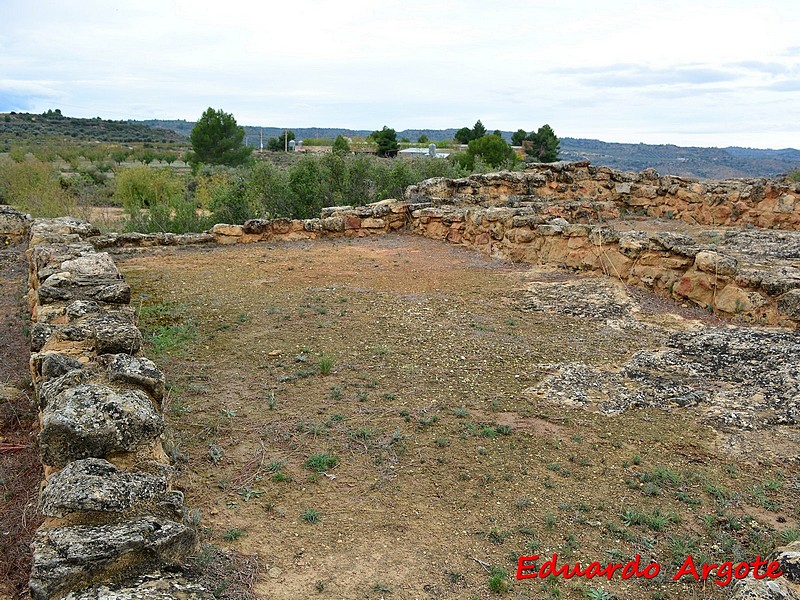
(304, 452), (338, 472)
(301, 508), (321, 524)
(117, 234), (799, 600)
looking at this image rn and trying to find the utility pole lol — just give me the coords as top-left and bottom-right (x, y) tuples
(260, 128), (263, 151)
(284, 128), (288, 152)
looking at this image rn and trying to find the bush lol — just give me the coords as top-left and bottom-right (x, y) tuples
(195, 165), (266, 224)
(0, 155), (75, 216)
(115, 167), (211, 233)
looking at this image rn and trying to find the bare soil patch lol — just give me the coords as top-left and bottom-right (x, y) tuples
(118, 234), (798, 599)
(0, 240), (42, 599)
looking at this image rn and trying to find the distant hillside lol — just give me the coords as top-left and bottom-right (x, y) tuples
(559, 138), (800, 180)
(7, 113), (796, 180)
(0, 112), (184, 146)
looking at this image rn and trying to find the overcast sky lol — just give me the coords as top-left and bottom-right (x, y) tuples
(2, 0), (799, 148)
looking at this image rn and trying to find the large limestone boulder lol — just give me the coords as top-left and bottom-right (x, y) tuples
(39, 384), (163, 467)
(39, 458), (167, 517)
(29, 518), (195, 600)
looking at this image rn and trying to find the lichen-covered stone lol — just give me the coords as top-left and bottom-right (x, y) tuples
(776, 541), (800, 583)
(0, 205), (31, 239)
(90, 313), (143, 355)
(38, 368), (91, 408)
(649, 231), (702, 257)
(30, 323), (56, 352)
(29, 518), (195, 600)
(40, 458), (167, 517)
(40, 353), (85, 382)
(39, 384), (163, 467)
(730, 576), (800, 599)
(62, 570), (212, 599)
(107, 354), (165, 401)
(37, 271), (131, 305)
(29, 217), (100, 246)
(777, 289), (800, 320)
(65, 300), (103, 320)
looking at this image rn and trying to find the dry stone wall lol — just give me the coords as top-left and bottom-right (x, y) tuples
(405, 162), (800, 230)
(22, 216), (204, 599)
(406, 202), (800, 327)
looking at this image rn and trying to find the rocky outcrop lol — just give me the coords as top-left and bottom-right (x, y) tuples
(406, 162), (800, 230)
(731, 541), (800, 599)
(525, 327), (800, 431)
(25, 217), (204, 599)
(0, 204), (32, 243)
(407, 203), (800, 327)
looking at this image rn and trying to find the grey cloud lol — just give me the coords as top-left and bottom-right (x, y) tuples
(575, 65), (738, 88)
(729, 60), (791, 75)
(767, 80), (800, 92)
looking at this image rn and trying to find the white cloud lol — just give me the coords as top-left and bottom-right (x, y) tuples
(1, 0), (799, 148)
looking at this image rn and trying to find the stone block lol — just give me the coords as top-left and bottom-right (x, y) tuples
(107, 354), (165, 402)
(29, 518), (195, 600)
(40, 458), (167, 517)
(40, 384), (163, 467)
(695, 251), (738, 278)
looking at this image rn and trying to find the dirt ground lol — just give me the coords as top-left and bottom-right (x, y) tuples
(0, 240), (42, 599)
(118, 234), (798, 600)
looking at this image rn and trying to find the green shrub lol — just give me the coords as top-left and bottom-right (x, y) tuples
(116, 167), (211, 233)
(0, 155), (75, 216)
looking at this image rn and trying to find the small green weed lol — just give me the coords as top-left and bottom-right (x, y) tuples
(318, 353), (334, 375)
(223, 527), (244, 541)
(304, 452), (339, 472)
(488, 566), (510, 593)
(302, 508), (321, 524)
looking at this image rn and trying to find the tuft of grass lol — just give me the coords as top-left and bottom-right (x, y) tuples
(515, 496), (533, 509)
(301, 508), (321, 524)
(223, 527), (245, 541)
(150, 322), (197, 355)
(781, 528), (800, 543)
(318, 353), (334, 375)
(488, 566), (510, 593)
(304, 452), (339, 472)
(487, 528), (509, 544)
(266, 459), (286, 472)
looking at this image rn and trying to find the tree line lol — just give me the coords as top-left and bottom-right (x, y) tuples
(189, 109), (561, 172)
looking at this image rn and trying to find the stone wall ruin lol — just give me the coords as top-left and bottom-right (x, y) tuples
(19, 214), (204, 599)
(90, 163), (800, 328)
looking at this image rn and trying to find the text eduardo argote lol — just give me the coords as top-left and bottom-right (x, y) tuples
(516, 553), (783, 587)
